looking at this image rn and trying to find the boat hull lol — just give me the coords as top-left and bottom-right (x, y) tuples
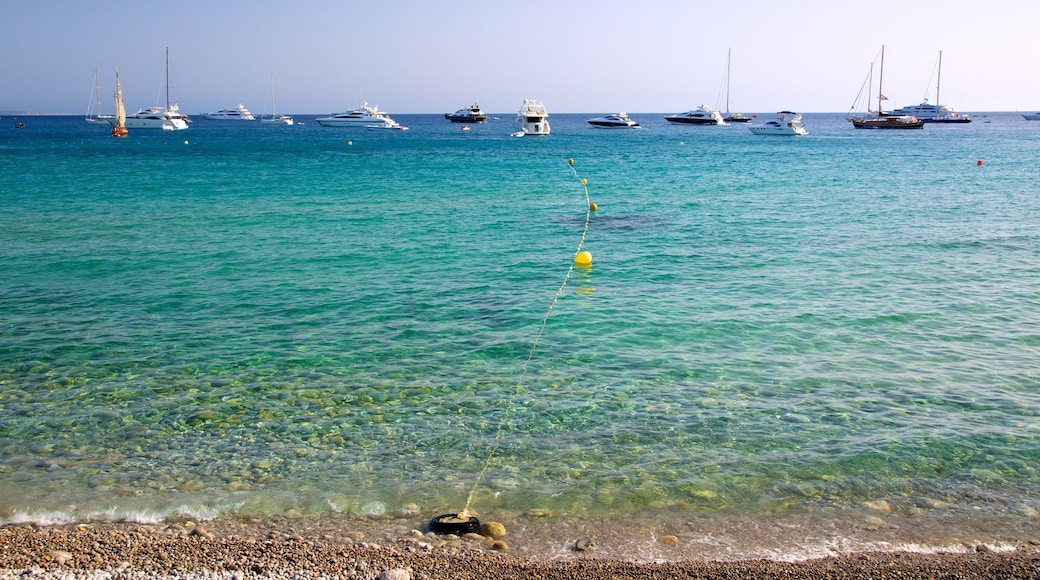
(664, 116), (719, 125)
(852, 119), (924, 129)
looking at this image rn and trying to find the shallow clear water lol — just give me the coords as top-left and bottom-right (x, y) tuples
(1, 112), (1038, 554)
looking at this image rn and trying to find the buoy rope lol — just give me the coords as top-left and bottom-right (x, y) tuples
(460, 160), (592, 516)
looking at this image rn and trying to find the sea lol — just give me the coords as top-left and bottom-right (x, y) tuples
(1, 111), (1038, 561)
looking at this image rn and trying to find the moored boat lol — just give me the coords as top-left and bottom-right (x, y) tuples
(847, 46), (924, 130)
(587, 112), (640, 128)
(748, 111), (808, 136)
(261, 73), (293, 125)
(111, 48), (189, 131)
(512, 99), (550, 136)
(86, 69), (114, 125)
(444, 103), (487, 123)
(891, 51), (970, 123)
(316, 102), (407, 129)
(203, 104), (255, 121)
(665, 104), (726, 125)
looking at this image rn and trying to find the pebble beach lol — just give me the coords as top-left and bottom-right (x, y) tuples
(2, 517), (1039, 580)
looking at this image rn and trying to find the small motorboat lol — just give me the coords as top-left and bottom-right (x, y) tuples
(748, 111), (808, 136)
(587, 112), (640, 128)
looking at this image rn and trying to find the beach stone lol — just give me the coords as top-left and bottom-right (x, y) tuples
(480, 521), (507, 539)
(379, 568), (412, 580)
(574, 537), (595, 552)
(660, 535), (680, 545)
(863, 499), (894, 512)
(488, 539), (509, 551)
(48, 550), (73, 565)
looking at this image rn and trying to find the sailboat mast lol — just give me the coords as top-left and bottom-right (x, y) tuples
(877, 45), (885, 118)
(165, 47), (170, 110)
(726, 47), (732, 115)
(936, 50), (943, 107)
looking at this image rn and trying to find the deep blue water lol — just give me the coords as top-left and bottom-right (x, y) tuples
(1, 111), (1038, 556)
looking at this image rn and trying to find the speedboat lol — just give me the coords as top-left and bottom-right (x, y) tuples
(587, 112), (640, 128)
(748, 111), (808, 136)
(119, 104), (189, 131)
(890, 100), (969, 123)
(203, 104), (255, 121)
(316, 102), (408, 129)
(664, 104), (726, 125)
(444, 103), (487, 123)
(1022, 113), (1040, 120)
(512, 99), (549, 136)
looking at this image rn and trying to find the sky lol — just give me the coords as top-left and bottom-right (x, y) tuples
(3, 0), (1039, 115)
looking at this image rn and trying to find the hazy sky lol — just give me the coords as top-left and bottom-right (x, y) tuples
(3, 0), (1039, 115)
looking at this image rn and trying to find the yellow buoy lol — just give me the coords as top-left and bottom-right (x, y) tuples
(348, 140), (353, 146)
(679, 141), (684, 146)
(589, 202), (598, 211)
(574, 251), (592, 268)
(183, 140), (189, 145)
(580, 178), (587, 185)
(567, 158), (574, 165)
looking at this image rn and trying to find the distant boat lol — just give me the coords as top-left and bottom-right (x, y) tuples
(112, 47), (189, 131)
(891, 51), (970, 123)
(261, 73), (293, 125)
(444, 103), (487, 123)
(665, 104), (726, 125)
(748, 111), (807, 136)
(203, 104), (255, 121)
(722, 48), (751, 123)
(316, 102), (407, 129)
(86, 69), (114, 125)
(110, 69), (127, 137)
(586, 112), (640, 128)
(512, 99), (550, 136)
(1023, 113), (1040, 120)
(847, 46), (924, 130)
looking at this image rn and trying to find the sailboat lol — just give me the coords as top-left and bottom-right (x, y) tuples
(86, 69), (114, 124)
(848, 45), (924, 129)
(261, 73), (294, 125)
(890, 51), (971, 123)
(723, 48), (751, 123)
(112, 47), (189, 130)
(110, 69), (128, 137)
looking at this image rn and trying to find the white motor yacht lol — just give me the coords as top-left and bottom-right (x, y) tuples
(890, 100), (970, 123)
(664, 104), (726, 125)
(587, 112), (640, 128)
(748, 111), (808, 136)
(316, 102), (407, 129)
(512, 99), (550, 136)
(117, 104), (189, 131)
(203, 104), (255, 121)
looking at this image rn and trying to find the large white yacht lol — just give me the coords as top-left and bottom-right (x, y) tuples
(119, 104), (190, 131)
(203, 104), (255, 121)
(748, 111), (808, 136)
(664, 104), (726, 125)
(315, 102), (407, 129)
(889, 100), (970, 123)
(512, 99), (550, 136)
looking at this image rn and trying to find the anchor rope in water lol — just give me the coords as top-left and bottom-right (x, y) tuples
(460, 159), (593, 516)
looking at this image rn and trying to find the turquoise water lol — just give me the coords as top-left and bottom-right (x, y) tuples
(1, 113), (1038, 552)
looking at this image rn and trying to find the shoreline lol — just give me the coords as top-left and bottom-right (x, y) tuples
(2, 517), (1038, 579)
